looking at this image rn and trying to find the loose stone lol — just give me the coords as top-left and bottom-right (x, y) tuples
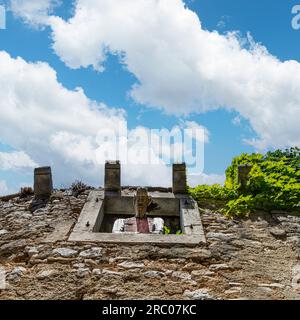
(0, 229), (9, 236)
(76, 268), (90, 278)
(92, 269), (102, 276)
(172, 271), (192, 281)
(37, 270), (57, 280)
(79, 247), (102, 258)
(52, 248), (78, 258)
(269, 227), (286, 239)
(209, 264), (230, 271)
(118, 261), (145, 269)
(144, 271), (165, 279)
(183, 289), (214, 300)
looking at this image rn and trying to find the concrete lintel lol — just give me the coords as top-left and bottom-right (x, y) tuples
(104, 194), (180, 217)
(69, 231), (204, 246)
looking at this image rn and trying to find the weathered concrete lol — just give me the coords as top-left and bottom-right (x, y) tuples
(105, 161), (121, 193)
(43, 220), (75, 243)
(71, 190), (105, 234)
(173, 163), (188, 194)
(34, 167), (53, 198)
(69, 190), (205, 245)
(179, 198), (204, 237)
(69, 230), (204, 245)
(104, 192), (179, 216)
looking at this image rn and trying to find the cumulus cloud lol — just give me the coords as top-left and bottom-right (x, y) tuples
(0, 51), (206, 188)
(188, 173), (226, 187)
(0, 151), (37, 170)
(9, 0), (61, 26)
(20, 0), (299, 150)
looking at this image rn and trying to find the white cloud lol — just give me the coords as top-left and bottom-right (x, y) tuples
(0, 180), (8, 195)
(23, 0), (299, 150)
(0, 151), (37, 170)
(188, 173), (226, 187)
(217, 15), (230, 30)
(0, 51), (126, 187)
(0, 51), (207, 188)
(9, 0), (61, 26)
(232, 115), (242, 126)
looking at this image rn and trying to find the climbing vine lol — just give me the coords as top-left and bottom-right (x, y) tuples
(190, 147), (300, 217)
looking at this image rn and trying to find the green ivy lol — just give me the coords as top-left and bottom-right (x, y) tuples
(190, 147), (300, 217)
(163, 225), (171, 235)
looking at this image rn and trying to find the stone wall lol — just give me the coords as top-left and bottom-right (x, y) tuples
(0, 190), (300, 300)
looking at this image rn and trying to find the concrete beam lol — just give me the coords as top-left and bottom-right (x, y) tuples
(172, 163), (188, 194)
(34, 167), (53, 198)
(105, 161), (121, 193)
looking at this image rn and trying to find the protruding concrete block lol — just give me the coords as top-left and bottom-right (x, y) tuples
(238, 164), (252, 189)
(34, 167), (53, 198)
(172, 163), (188, 194)
(105, 161), (121, 192)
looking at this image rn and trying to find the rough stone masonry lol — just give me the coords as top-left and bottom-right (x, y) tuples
(0, 187), (300, 300)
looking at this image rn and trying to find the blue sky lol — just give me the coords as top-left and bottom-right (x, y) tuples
(0, 0), (299, 194)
